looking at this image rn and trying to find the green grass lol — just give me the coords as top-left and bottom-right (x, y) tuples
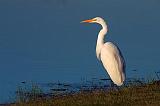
(11, 83), (160, 106)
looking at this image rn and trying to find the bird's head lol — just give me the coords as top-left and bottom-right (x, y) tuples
(81, 17), (105, 25)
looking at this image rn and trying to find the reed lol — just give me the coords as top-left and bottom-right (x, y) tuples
(11, 81), (160, 106)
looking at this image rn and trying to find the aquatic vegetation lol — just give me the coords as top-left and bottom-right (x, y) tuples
(10, 80), (160, 106)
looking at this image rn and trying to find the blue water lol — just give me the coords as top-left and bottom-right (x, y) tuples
(0, 0), (160, 103)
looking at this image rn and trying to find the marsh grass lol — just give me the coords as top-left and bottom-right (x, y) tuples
(11, 81), (160, 106)
(15, 84), (43, 103)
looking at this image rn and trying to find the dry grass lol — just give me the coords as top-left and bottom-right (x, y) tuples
(11, 83), (160, 106)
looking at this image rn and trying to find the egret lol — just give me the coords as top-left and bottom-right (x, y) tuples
(81, 17), (125, 86)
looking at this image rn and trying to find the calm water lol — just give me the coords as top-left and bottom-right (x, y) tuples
(0, 0), (160, 103)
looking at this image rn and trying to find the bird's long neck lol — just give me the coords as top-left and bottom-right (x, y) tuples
(96, 22), (108, 60)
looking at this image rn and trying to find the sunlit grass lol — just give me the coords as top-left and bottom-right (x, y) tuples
(11, 81), (160, 106)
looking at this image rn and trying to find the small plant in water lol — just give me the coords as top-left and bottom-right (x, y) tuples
(16, 83), (43, 103)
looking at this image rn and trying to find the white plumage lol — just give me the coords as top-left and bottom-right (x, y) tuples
(81, 17), (125, 86)
(101, 42), (125, 86)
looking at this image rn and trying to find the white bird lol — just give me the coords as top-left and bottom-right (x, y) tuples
(81, 17), (125, 86)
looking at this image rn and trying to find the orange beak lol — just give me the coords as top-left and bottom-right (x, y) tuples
(81, 19), (95, 23)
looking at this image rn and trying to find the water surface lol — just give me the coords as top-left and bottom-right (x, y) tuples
(0, 0), (160, 103)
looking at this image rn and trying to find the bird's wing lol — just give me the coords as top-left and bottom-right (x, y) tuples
(100, 42), (125, 86)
